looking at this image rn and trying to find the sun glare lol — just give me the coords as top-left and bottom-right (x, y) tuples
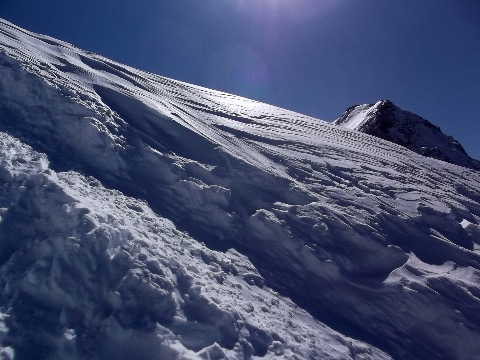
(235, 0), (342, 23)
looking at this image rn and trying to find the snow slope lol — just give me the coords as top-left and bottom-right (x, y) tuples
(0, 19), (480, 360)
(333, 100), (480, 170)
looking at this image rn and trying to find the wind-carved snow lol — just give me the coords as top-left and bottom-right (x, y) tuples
(0, 19), (479, 360)
(0, 132), (386, 359)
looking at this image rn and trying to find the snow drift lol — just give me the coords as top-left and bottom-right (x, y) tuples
(0, 19), (479, 360)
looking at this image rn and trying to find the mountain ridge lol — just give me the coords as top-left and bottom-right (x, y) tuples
(333, 99), (480, 170)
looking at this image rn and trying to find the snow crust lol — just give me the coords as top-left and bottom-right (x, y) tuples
(0, 19), (480, 360)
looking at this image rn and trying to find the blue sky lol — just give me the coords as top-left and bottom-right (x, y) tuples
(1, 0), (479, 159)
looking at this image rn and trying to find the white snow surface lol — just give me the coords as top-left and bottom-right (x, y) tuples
(0, 19), (479, 360)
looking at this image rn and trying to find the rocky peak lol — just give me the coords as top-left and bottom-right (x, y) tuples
(333, 100), (480, 170)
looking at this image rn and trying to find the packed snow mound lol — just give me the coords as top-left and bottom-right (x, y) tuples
(0, 19), (480, 360)
(333, 100), (480, 170)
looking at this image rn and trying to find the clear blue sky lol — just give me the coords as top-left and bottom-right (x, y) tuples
(1, 0), (479, 159)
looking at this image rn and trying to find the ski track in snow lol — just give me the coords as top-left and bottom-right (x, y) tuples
(0, 19), (480, 360)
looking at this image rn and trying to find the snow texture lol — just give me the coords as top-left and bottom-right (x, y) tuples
(0, 19), (480, 360)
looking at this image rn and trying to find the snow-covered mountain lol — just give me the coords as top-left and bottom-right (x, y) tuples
(333, 100), (480, 170)
(0, 19), (479, 360)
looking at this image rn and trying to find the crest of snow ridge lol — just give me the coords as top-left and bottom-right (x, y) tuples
(0, 18), (479, 360)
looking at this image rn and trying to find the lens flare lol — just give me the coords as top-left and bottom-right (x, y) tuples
(206, 44), (270, 100)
